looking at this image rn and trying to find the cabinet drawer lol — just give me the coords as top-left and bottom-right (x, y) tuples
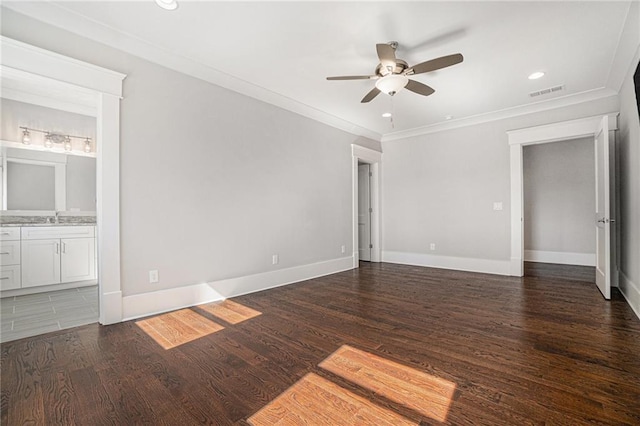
(0, 265), (21, 291)
(0, 241), (21, 266)
(21, 226), (95, 240)
(0, 227), (21, 241)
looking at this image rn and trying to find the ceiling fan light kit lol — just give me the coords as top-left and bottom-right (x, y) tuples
(375, 74), (409, 96)
(327, 41), (463, 104)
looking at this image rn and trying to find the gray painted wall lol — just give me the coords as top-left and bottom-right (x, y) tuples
(382, 96), (618, 263)
(1, 8), (380, 297)
(617, 55), (640, 310)
(523, 138), (595, 255)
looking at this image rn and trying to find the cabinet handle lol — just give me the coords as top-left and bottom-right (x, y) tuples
(0, 252), (9, 255)
(0, 277), (8, 280)
(62, 242), (66, 254)
(55, 242), (59, 254)
(1, 232), (10, 235)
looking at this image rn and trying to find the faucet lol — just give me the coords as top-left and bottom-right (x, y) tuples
(54, 210), (60, 224)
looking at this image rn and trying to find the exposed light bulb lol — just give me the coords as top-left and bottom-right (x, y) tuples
(382, 112), (392, 118)
(528, 71), (545, 80)
(44, 134), (53, 148)
(21, 129), (31, 145)
(84, 138), (92, 153)
(64, 137), (72, 151)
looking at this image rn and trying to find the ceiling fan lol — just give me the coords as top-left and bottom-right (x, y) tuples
(327, 42), (463, 103)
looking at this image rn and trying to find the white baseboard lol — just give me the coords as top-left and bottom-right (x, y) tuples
(382, 251), (511, 276)
(122, 256), (354, 321)
(618, 270), (640, 320)
(100, 290), (123, 325)
(524, 250), (595, 266)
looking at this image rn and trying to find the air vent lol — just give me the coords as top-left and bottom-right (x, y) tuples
(529, 84), (564, 98)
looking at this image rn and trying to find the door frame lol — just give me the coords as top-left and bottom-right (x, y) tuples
(352, 145), (382, 267)
(1, 36), (126, 324)
(507, 113), (618, 277)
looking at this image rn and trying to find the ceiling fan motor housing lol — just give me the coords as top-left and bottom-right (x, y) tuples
(375, 59), (409, 77)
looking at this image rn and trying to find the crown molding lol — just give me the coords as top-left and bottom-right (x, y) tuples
(1, 2), (381, 142)
(381, 87), (618, 142)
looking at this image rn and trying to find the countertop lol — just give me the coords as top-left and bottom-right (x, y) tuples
(1, 223), (96, 227)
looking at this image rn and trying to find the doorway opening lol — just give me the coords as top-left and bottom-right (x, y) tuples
(358, 162), (372, 262)
(1, 36), (125, 327)
(522, 138), (596, 283)
(351, 144), (381, 267)
(508, 114), (618, 299)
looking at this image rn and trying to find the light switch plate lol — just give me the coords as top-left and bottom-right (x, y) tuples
(149, 270), (159, 283)
(493, 202), (503, 211)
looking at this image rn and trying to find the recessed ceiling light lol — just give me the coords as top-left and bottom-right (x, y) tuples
(528, 71), (545, 80)
(382, 112), (392, 118)
(155, 0), (178, 10)
(445, 115), (453, 120)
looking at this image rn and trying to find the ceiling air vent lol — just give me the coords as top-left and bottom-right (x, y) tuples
(529, 84), (564, 98)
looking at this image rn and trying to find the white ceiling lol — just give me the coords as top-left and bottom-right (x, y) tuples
(2, 1), (633, 140)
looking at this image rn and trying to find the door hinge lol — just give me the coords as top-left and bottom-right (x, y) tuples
(369, 244), (373, 249)
(369, 207), (373, 213)
(369, 171), (372, 177)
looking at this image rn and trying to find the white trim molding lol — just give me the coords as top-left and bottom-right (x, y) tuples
(352, 145), (382, 266)
(618, 271), (640, 320)
(382, 251), (511, 276)
(507, 113), (619, 277)
(122, 256), (354, 321)
(1, 36), (126, 325)
(524, 250), (596, 267)
(383, 89), (618, 142)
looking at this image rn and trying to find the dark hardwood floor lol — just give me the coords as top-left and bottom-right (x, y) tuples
(2, 262), (639, 425)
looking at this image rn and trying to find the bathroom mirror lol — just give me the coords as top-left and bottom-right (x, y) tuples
(1, 147), (96, 212)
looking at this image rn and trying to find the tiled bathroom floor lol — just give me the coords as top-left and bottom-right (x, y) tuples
(0, 286), (98, 343)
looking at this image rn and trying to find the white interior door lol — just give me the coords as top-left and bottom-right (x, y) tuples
(358, 163), (371, 261)
(595, 116), (613, 299)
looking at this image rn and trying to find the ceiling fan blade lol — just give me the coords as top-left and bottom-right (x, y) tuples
(407, 53), (464, 75)
(326, 75), (376, 81)
(361, 87), (381, 103)
(376, 43), (397, 73)
(405, 79), (435, 97)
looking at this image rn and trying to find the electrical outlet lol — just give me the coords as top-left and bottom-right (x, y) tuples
(272, 254), (279, 265)
(341, 245), (346, 254)
(149, 269), (159, 283)
(430, 243), (436, 251)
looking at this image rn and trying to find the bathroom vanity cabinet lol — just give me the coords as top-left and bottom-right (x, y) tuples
(0, 225), (96, 294)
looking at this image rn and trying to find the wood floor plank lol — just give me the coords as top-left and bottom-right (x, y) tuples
(2, 262), (639, 424)
(197, 299), (261, 325)
(248, 373), (416, 426)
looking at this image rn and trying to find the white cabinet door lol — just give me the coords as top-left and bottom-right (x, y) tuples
(0, 265), (21, 291)
(21, 239), (61, 288)
(61, 237), (96, 283)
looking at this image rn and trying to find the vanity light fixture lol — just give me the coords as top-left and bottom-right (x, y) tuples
(21, 128), (31, 145)
(19, 126), (93, 154)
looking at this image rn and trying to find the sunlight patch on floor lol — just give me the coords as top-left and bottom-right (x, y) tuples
(319, 345), (456, 422)
(135, 308), (224, 349)
(247, 373), (416, 426)
(197, 299), (261, 324)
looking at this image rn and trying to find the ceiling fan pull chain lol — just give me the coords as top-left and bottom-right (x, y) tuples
(390, 96), (395, 129)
